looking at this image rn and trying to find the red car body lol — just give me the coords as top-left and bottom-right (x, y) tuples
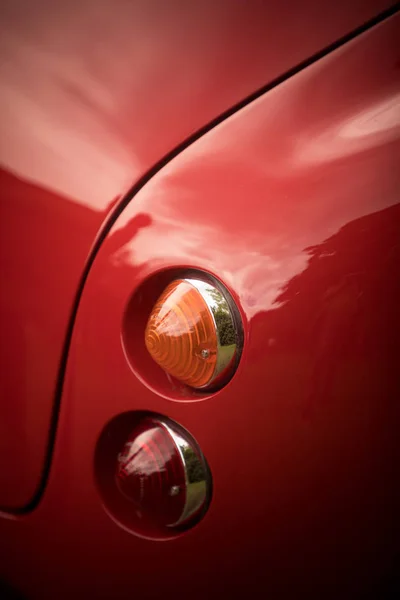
(0, 1), (399, 598)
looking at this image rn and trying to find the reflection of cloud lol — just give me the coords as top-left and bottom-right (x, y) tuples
(0, 26), (136, 208)
(230, 253), (309, 316)
(1, 1), (234, 210)
(296, 92), (400, 166)
(111, 108), (399, 319)
(96, 10), (399, 324)
(3, 0), (331, 213)
(116, 210), (310, 318)
(340, 94), (400, 139)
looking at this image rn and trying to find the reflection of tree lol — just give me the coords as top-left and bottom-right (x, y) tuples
(182, 446), (205, 483)
(269, 203), (399, 352)
(207, 287), (236, 346)
(249, 203), (399, 415)
(215, 308), (236, 345)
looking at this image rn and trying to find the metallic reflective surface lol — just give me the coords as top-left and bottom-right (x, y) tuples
(186, 278), (241, 387)
(0, 0), (394, 509)
(163, 421), (209, 527)
(0, 8), (399, 600)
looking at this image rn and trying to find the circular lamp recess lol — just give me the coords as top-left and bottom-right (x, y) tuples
(116, 416), (211, 530)
(145, 277), (242, 390)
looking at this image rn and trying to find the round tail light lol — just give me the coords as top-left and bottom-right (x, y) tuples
(116, 417), (210, 530)
(145, 277), (242, 390)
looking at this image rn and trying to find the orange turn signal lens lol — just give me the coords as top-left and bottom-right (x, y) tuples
(145, 277), (241, 390)
(145, 279), (218, 388)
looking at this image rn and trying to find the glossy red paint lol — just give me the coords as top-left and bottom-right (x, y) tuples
(1, 13), (399, 599)
(0, 0), (395, 510)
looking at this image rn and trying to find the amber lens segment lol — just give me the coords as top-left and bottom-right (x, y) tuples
(145, 280), (218, 388)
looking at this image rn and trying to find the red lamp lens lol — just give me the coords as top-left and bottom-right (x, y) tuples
(115, 417), (209, 529)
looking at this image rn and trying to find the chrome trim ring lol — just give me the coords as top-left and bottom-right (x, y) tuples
(162, 421), (209, 528)
(185, 278), (241, 389)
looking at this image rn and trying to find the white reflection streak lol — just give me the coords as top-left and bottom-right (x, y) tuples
(116, 214), (309, 318)
(340, 94), (400, 139)
(297, 92), (400, 166)
(0, 28), (136, 208)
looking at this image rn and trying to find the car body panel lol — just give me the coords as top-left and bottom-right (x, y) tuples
(1, 13), (399, 598)
(1, 0), (395, 510)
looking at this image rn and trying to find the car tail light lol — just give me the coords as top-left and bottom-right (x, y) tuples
(145, 277), (241, 389)
(116, 416), (210, 529)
